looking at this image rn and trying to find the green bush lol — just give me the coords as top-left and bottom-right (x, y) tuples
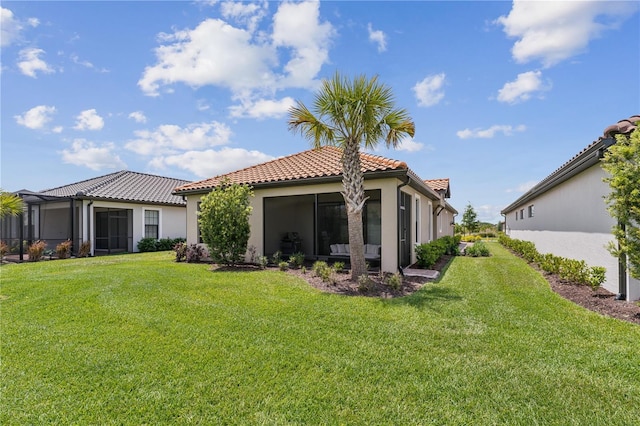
(332, 261), (345, 273)
(466, 241), (490, 257)
(415, 236), (459, 268)
(198, 180), (253, 266)
(278, 261), (289, 271)
(288, 252), (305, 269)
(257, 255), (268, 269)
(386, 272), (402, 290)
(272, 250), (283, 266)
(499, 234), (606, 289)
(137, 237), (159, 252)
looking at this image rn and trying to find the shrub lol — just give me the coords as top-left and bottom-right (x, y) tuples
(174, 242), (187, 262)
(466, 241), (490, 257)
(28, 240), (46, 262)
(332, 261), (345, 274)
(77, 241), (91, 258)
(289, 252), (305, 269)
(55, 240), (72, 259)
(1, 241), (8, 258)
(186, 244), (207, 263)
(257, 255), (268, 269)
(272, 250), (283, 265)
(357, 274), (372, 292)
(415, 243), (440, 269)
(588, 266), (607, 290)
(247, 245), (257, 264)
(158, 237), (184, 251)
(278, 261), (289, 271)
(386, 272), (402, 290)
(137, 237), (158, 252)
(199, 180), (253, 267)
(312, 261), (334, 283)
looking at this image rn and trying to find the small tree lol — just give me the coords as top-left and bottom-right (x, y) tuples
(198, 179), (253, 266)
(602, 124), (640, 279)
(461, 203), (479, 235)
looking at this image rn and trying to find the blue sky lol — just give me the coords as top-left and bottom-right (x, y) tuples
(2, 1), (638, 223)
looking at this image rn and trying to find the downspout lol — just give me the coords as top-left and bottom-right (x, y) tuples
(397, 174), (410, 274)
(70, 198), (76, 255)
(616, 222), (627, 301)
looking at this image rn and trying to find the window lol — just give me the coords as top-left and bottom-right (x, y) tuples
(519, 209), (524, 220)
(528, 205), (535, 218)
(144, 210), (159, 239)
(515, 212), (518, 221)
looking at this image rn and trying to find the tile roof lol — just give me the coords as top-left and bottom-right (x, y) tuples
(174, 146), (408, 193)
(424, 178), (449, 192)
(39, 171), (190, 205)
(501, 114), (639, 213)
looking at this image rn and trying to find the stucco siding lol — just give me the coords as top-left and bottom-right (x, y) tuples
(506, 165), (613, 233)
(509, 229), (618, 294)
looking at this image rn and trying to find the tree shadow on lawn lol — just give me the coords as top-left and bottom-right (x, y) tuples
(383, 285), (463, 311)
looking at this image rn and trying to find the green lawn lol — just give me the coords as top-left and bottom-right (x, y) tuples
(1, 243), (639, 425)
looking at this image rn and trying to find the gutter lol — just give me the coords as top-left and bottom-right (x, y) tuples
(501, 138), (610, 214)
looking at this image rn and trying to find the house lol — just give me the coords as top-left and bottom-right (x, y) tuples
(501, 115), (640, 301)
(1, 171), (189, 258)
(173, 146), (457, 273)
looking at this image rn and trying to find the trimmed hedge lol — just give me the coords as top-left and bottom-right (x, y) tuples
(137, 237), (186, 253)
(415, 235), (460, 269)
(498, 234), (606, 290)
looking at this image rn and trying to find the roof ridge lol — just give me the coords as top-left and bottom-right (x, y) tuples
(40, 170), (123, 193)
(78, 170), (130, 195)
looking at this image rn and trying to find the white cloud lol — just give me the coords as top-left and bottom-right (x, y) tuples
(367, 23), (387, 52)
(220, 0), (268, 33)
(271, 0), (335, 89)
(17, 48), (55, 78)
(52, 126), (63, 133)
(60, 139), (126, 171)
(229, 96), (295, 119)
(396, 136), (424, 152)
(1, 7), (22, 47)
(14, 105), (56, 130)
(413, 73), (446, 107)
(139, 1), (334, 100)
(506, 180), (538, 194)
(150, 147), (274, 178)
(496, 70), (550, 104)
(125, 121), (232, 155)
(138, 18), (277, 96)
(74, 109), (104, 131)
(496, 1), (638, 67)
(27, 17), (39, 27)
(476, 204), (504, 224)
(456, 124), (526, 139)
(128, 111), (147, 123)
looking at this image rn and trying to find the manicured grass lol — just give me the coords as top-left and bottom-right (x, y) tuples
(1, 244), (639, 424)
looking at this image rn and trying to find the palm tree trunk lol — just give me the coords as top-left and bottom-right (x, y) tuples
(341, 141), (368, 281)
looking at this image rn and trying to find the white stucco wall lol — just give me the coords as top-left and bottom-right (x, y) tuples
(505, 164), (638, 300)
(89, 201), (186, 254)
(183, 178), (442, 273)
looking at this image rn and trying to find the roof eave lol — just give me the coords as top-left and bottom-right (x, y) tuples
(501, 138), (609, 214)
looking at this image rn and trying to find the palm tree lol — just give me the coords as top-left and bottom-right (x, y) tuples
(0, 189), (23, 218)
(288, 73), (415, 280)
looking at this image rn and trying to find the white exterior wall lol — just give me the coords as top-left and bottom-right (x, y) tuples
(88, 200), (185, 254)
(505, 164), (639, 300)
(184, 178), (441, 273)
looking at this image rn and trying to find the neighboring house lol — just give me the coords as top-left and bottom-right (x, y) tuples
(1, 171), (189, 258)
(173, 146), (457, 273)
(501, 115), (640, 301)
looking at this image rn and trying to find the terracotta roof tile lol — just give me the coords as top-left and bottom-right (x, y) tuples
(174, 146), (408, 193)
(424, 178), (449, 192)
